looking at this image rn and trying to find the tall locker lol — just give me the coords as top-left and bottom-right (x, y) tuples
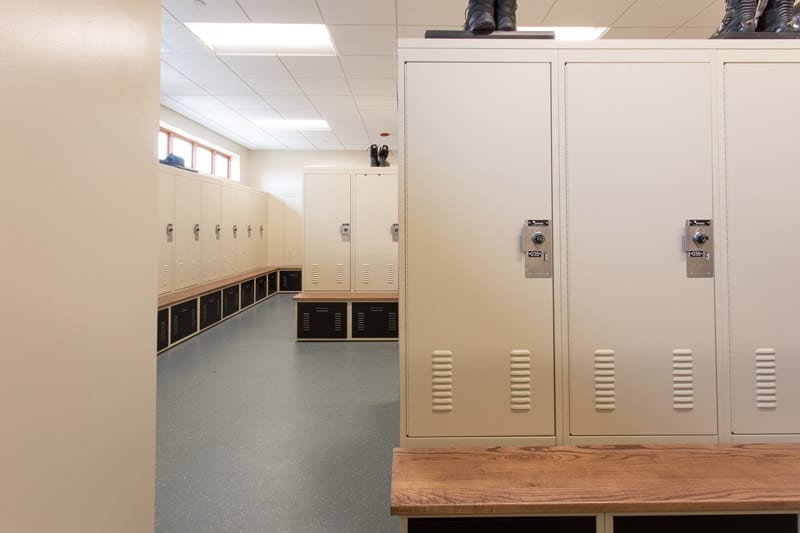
(158, 170), (175, 295)
(256, 194), (268, 269)
(303, 174), (351, 291)
(353, 172), (398, 292)
(404, 62), (555, 438)
(565, 61), (717, 437)
(174, 175), (201, 290)
(221, 185), (238, 276)
(200, 180), (221, 283)
(237, 189), (254, 272)
(283, 191), (303, 266)
(725, 62), (800, 436)
(267, 193), (284, 267)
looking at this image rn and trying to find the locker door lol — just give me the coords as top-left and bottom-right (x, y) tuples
(267, 193), (283, 267)
(238, 189), (255, 272)
(405, 62), (554, 438)
(565, 62), (717, 436)
(200, 180), (221, 283)
(725, 63), (800, 435)
(353, 171), (398, 292)
(158, 170), (175, 295)
(283, 191), (303, 266)
(303, 174), (351, 291)
(221, 185), (238, 276)
(174, 175), (201, 290)
(256, 194), (268, 269)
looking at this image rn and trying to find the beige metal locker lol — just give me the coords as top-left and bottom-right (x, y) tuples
(221, 185), (238, 276)
(255, 194), (269, 269)
(158, 169), (175, 295)
(237, 189), (253, 273)
(283, 191), (303, 266)
(725, 62), (800, 436)
(565, 61), (717, 437)
(200, 180), (221, 283)
(267, 193), (284, 267)
(353, 171), (398, 292)
(174, 175), (201, 290)
(303, 173), (351, 291)
(404, 62), (555, 438)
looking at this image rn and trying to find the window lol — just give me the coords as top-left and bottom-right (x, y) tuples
(158, 127), (232, 179)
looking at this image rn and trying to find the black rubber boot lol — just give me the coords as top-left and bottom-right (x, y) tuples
(711, 0), (760, 37)
(793, 2), (800, 31)
(757, 0), (794, 31)
(464, 0), (495, 33)
(369, 144), (379, 167)
(495, 0), (517, 31)
(378, 145), (389, 167)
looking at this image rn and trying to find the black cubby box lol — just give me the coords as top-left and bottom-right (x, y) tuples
(241, 279), (255, 308)
(297, 302), (348, 340)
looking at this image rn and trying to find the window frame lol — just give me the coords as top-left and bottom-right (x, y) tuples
(160, 127), (232, 179)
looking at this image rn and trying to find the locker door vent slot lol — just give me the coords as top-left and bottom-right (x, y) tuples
(191, 259), (198, 281)
(388, 311), (398, 333)
(510, 350), (532, 412)
(673, 349), (694, 410)
(756, 349), (777, 409)
(432, 350), (454, 413)
(310, 264), (320, 285)
(355, 311), (366, 332)
(387, 264), (396, 285)
(302, 312), (311, 332)
(334, 311), (344, 332)
(160, 265), (170, 289)
(336, 264), (345, 285)
(594, 349), (616, 411)
(361, 264), (371, 285)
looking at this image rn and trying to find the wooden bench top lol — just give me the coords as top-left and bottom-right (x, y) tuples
(158, 267), (281, 308)
(391, 444), (800, 516)
(293, 291), (398, 302)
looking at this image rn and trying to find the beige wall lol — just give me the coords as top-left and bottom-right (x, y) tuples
(160, 105), (252, 186)
(0, 2), (158, 532)
(249, 149), (371, 193)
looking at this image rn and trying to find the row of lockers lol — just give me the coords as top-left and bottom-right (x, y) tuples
(303, 169), (398, 292)
(296, 301), (398, 340)
(158, 165), (270, 295)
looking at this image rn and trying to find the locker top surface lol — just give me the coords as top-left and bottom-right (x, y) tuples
(398, 38), (800, 51)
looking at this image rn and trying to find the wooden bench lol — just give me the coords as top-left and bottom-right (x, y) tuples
(293, 292), (398, 341)
(391, 444), (800, 532)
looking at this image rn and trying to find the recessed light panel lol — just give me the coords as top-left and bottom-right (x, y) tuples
(186, 23), (336, 56)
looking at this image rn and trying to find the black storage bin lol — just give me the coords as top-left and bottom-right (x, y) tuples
(409, 516), (596, 533)
(170, 300), (198, 344)
(268, 272), (278, 295)
(199, 290), (222, 330)
(222, 285), (239, 318)
(241, 279), (255, 308)
(351, 302), (398, 339)
(614, 514), (798, 533)
(280, 270), (302, 292)
(255, 275), (267, 301)
(157, 308), (169, 351)
(297, 302), (347, 339)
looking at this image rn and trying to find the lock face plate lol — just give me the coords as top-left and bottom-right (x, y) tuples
(341, 223), (351, 242)
(391, 223), (399, 243)
(686, 219), (713, 278)
(524, 219), (552, 278)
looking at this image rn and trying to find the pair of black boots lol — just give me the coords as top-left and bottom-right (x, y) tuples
(712, 0), (797, 36)
(370, 144), (389, 167)
(464, 0), (517, 33)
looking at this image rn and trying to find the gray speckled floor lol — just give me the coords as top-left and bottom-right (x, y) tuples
(156, 294), (400, 533)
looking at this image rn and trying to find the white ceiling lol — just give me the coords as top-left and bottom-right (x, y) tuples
(160, 0), (725, 151)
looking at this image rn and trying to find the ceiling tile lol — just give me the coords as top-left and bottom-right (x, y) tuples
(161, 22), (210, 54)
(518, 0), (560, 25)
(398, 0), (466, 25)
(296, 78), (352, 96)
(269, 132), (315, 149)
(222, 56), (291, 79)
(217, 95), (272, 110)
(685, 0), (724, 27)
(308, 95), (358, 111)
(340, 55), (396, 78)
(247, 137), (287, 149)
(397, 25), (463, 38)
(334, 128), (370, 146)
(602, 26), (673, 38)
(238, 108), (283, 121)
(543, 0), (637, 26)
(277, 110), (322, 120)
(319, 109), (364, 123)
(161, 62), (207, 95)
(236, 0), (323, 23)
(317, 0), (396, 24)
(161, 0), (248, 22)
(615, 0), (716, 27)
(279, 56), (345, 78)
(245, 78), (303, 96)
(161, 7), (177, 22)
(261, 94), (317, 113)
(347, 78), (396, 96)
(328, 25), (397, 56)
(170, 94), (229, 110)
(303, 131), (345, 150)
(355, 95), (397, 111)
(162, 53), (255, 95)
(668, 26), (716, 38)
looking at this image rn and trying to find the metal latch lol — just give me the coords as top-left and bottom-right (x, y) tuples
(391, 223), (399, 242)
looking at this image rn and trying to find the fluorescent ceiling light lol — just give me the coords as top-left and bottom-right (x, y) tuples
(518, 26), (608, 40)
(256, 119), (331, 131)
(186, 23), (336, 56)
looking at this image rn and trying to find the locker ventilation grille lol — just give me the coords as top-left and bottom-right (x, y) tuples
(311, 264), (320, 285)
(672, 349), (694, 410)
(302, 312), (311, 332)
(510, 350), (532, 411)
(756, 348), (777, 409)
(387, 264), (396, 285)
(334, 312), (344, 332)
(160, 265), (170, 288)
(432, 350), (453, 413)
(355, 311), (366, 332)
(594, 350), (616, 411)
(336, 264), (345, 285)
(361, 264), (370, 285)
(388, 311), (398, 333)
